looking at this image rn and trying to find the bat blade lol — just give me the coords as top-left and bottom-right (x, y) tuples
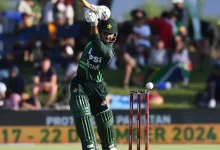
(76, 0), (97, 11)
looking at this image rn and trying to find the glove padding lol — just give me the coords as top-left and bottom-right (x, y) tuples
(84, 5), (111, 26)
(89, 4), (111, 20)
(96, 5), (111, 21)
(85, 9), (98, 26)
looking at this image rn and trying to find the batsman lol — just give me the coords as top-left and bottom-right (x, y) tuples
(69, 4), (118, 150)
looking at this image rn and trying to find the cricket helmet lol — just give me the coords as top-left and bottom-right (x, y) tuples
(98, 17), (118, 34)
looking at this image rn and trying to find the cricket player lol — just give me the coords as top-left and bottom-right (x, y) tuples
(69, 5), (118, 150)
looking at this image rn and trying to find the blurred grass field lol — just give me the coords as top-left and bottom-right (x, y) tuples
(1, 144), (220, 150)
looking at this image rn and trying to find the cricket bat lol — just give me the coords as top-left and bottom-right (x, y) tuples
(76, 0), (97, 12)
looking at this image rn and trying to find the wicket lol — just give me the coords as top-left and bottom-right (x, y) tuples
(129, 90), (150, 150)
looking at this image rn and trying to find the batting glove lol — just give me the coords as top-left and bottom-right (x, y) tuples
(85, 9), (99, 26)
(96, 5), (111, 21)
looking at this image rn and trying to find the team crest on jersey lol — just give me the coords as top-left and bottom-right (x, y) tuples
(73, 88), (78, 93)
(101, 100), (107, 106)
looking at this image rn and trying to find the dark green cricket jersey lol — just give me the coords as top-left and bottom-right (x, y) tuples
(76, 34), (115, 83)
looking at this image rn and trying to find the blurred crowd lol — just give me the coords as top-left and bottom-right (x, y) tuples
(0, 0), (220, 110)
(0, 0), (79, 110)
(114, 2), (191, 89)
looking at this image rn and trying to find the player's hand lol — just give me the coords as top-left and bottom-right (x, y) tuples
(96, 5), (111, 21)
(85, 9), (98, 26)
(88, 4), (111, 20)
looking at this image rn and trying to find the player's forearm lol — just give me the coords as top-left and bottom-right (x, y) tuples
(91, 26), (99, 35)
(88, 10), (111, 56)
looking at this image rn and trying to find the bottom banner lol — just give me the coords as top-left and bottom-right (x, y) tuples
(0, 124), (219, 144)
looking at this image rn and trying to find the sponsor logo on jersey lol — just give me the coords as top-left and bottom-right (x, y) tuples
(89, 55), (102, 63)
(88, 48), (102, 63)
(87, 48), (102, 71)
(87, 63), (100, 70)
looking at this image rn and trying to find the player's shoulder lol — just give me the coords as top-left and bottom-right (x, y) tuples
(107, 46), (115, 56)
(106, 43), (114, 48)
(106, 43), (114, 50)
